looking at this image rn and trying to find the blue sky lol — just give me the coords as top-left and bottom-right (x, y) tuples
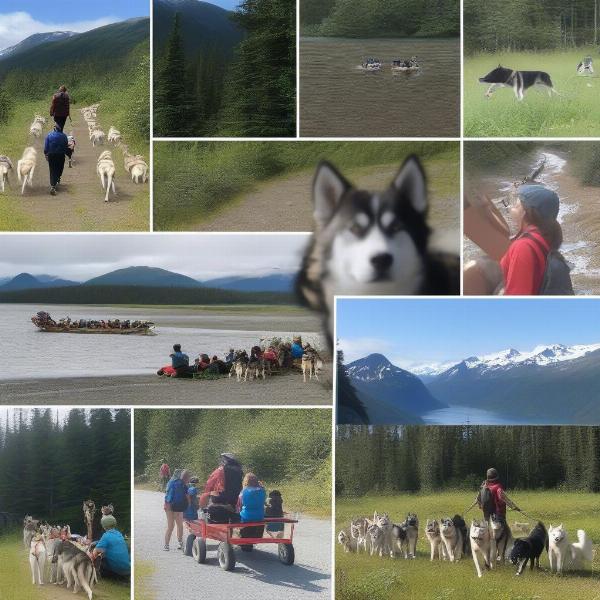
(337, 298), (600, 366)
(0, 1), (148, 49)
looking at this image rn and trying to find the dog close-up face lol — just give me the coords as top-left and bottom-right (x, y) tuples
(426, 519), (439, 534)
(470, 520), (489, 539)
(312, 156), (430, 294)
(479, 66), (511, 84)
(406, 513), (419, 527)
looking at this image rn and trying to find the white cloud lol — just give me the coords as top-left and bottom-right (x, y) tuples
(0, 12), (118, 50)
(337, 337), (395, 363)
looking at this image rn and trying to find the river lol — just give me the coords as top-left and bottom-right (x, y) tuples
(0, 304), (325, 380)
(300, 37), (460, 137)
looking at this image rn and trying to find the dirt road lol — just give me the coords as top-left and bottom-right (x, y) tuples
(197, 165), (460, 240)
(7, 109), (148, 231)
(134, 490), (331, 600)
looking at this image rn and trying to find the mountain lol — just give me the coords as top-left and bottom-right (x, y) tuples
(202, 273), (295, 293)
(0, 31), (77, 59)
(345, 354), (447, 423)
(427, 344), (600, 422)
(83, 266), (202, 288)
(154, 0), (243, 56)
(0, 273), (79, 291)
(0, 18), (149, 78)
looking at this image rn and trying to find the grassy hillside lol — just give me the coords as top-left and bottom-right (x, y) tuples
(153, 141), (459, 230)
(337, 491), (600, 600)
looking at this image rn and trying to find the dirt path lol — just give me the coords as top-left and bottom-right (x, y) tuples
(134, 490), (331, 600)
(196, 165), (460, 239)
(9, 110), (148, 231)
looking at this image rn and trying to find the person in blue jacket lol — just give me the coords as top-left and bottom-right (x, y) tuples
(237, 472), (266, 540)
(164, 469), (190, 551)
(291, 337), (304, 359)
(43, 125), (70, 196)
(183, 476), (200, 521)
(92, 515), (130, 579)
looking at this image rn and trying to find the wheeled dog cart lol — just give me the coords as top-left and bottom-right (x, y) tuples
(183, 514), (298, 571)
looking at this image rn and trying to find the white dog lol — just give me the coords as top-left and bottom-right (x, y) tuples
(368, 524), (384, 557)
(90, 128), (105, 146)
(29, 121), (43, 138)
(97, 150), (116, 202)
(373, 512), (394, 557)
(549, 524), (593, 573)
(29, 535), (47, 585)
(0, 155), (13, 192)
(425, 519), (448, 561)
(470, 520), (492, 578)
(17, 147), (37, 195)
(107, 126), (121, 145)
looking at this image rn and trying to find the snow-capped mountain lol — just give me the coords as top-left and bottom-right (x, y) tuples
(0, 32), (77, 59)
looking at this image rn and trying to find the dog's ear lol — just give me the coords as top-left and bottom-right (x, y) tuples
(391, 155), (427, 214)
(313, 161), (351, 225)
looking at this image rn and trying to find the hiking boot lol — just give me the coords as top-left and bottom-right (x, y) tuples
(50, 186), (56, 196)
(163, 544), (169, 551)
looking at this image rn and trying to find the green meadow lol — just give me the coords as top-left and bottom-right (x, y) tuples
(464, 50), (600, 137)
(336, 491), (600, 600)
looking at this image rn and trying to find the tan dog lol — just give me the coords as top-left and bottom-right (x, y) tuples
(17, 147), (37, 195)
(97, 151), (116, 202)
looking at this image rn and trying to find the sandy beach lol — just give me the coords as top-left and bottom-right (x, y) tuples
(0, 368), (332, 405)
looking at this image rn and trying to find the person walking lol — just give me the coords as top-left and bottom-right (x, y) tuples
(49, 85), (70, 131)
(164, 469), (190, 551)
(159, 460), (171, 492)
(44, 125), (69, 196)
(477, 467), (520, 521)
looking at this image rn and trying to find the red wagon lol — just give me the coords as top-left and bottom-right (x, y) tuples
(184, 514), (298, 571)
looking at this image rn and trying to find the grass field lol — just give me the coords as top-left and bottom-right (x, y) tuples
(464, 50), (600, 137)
(153, 142), (459, 230)
(0, 533), (129, 600)
(336, 491), (600, 600)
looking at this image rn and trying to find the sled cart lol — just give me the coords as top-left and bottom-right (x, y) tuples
(184, 514), (298, 571)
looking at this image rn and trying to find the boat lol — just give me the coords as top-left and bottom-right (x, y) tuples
(362, 57), (382, 71)
(30, 311), (156, 335)
(391, 57), (420, 72)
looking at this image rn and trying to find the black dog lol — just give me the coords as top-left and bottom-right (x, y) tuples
(479, 65), (556, 101)
(510, 521), (548, 575)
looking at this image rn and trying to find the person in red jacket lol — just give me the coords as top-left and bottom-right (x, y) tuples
(477, 467), (520, 521)
(199, 453), (243, 509)
(500, 184), (562, 295)
(159, 460), (171, 492)
(50, 85), (71, 131)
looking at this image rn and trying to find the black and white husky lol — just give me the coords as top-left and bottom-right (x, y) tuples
(53, 540), (97, 600)
(479, 65), (557, 100)
(296, 156), (459, 347)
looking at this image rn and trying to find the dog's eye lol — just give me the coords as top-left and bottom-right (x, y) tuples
(350, 223), (365, 236)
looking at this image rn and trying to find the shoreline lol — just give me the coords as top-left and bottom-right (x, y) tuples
(0, 370), (333, 405)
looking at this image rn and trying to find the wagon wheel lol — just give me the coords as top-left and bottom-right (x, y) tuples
(192, 536), (207, 563)
(218, 542), (236, 571)
(184, 533), (195, 557)
(278, 543), (295, 565)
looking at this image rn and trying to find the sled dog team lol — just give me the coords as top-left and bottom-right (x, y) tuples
(338, 512), (594, 578)
(23, 515), (97, 600)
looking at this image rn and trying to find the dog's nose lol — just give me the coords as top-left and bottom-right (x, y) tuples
(371, 253), (393, 271)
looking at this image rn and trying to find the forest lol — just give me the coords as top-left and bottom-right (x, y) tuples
(0, 409), (131, 536)
(135, 409), (332, 514)
(301, 0), (459, 38)
(154, 0), (295, 137)
(336, 425), (600, 496)
(464, 0), (600, 53)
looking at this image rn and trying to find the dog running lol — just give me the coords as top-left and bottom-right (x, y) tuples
(479, 65), (558, 100)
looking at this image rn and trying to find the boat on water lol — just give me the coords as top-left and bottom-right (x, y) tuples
(361, 57), (382, 71)
(391, 57), (420, 72)
(31, 311), (156, 335)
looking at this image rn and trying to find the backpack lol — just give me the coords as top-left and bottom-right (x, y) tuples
(521, 233), (574, 295)
(170, 479), (187, 508)
(222, 462), (243, 505)
(478, 485), (496, 516)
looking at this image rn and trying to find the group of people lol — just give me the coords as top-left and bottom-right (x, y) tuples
(32, 311), (152, 331)
(160, 454), (285, 551)
(157, 337), (308, 379)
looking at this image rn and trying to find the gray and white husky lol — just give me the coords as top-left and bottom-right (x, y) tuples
(470, 520), (492, 578)
(441, 516), (464, 562)
(53, 540), (96, 600)
(490, 514), (513, 564)
(425, 519), (448, 561)
(296, 156), (460, 348)
(350, 517), (370, 554)
(401, 513), (419, 558)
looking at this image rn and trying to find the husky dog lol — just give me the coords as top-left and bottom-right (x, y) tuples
(17, 147), (37, 195)
(97, 150), (116, 202)
(108, 126), (121, 145)
(441, 515), (467, 562)
(101, 504), (114, 516)
(0, 155), (13, 192)
(67, 132), (76, 167)
(368, 524), (384, 557)
(391, 522), (408, 557)
(350, 517), (370, 553)
(53, 540), (96, 600)
(301, 345), (320, 382)
(479, 65), (557, 101)
(229, 350), (248, 382)
(548, 524), (593, 573)
(373, 512), (394, 557)
(29, 534), (47, 585)
(577, 56), (594, 75)
(400, 513), (419, 559)
(470, 520), (492, 578)
(29, 121), (43, 138)
(425, 519), (448, 561)
(510, 521), (548, 575)
(296, 156), (460, 348)
(490, 514), (513, 564)
(43, 527), (61, 583)
(338, 530), (353, 552)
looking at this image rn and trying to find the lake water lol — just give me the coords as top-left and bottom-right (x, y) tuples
(300, 37), (460, 136)
(422, 405), (563, 425)
(0, 304), (324, 380)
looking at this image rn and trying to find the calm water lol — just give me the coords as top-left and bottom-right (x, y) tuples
(422, 405), (562, 425)
(0, 304), (324, 380)
(300, 37), (460, 136)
